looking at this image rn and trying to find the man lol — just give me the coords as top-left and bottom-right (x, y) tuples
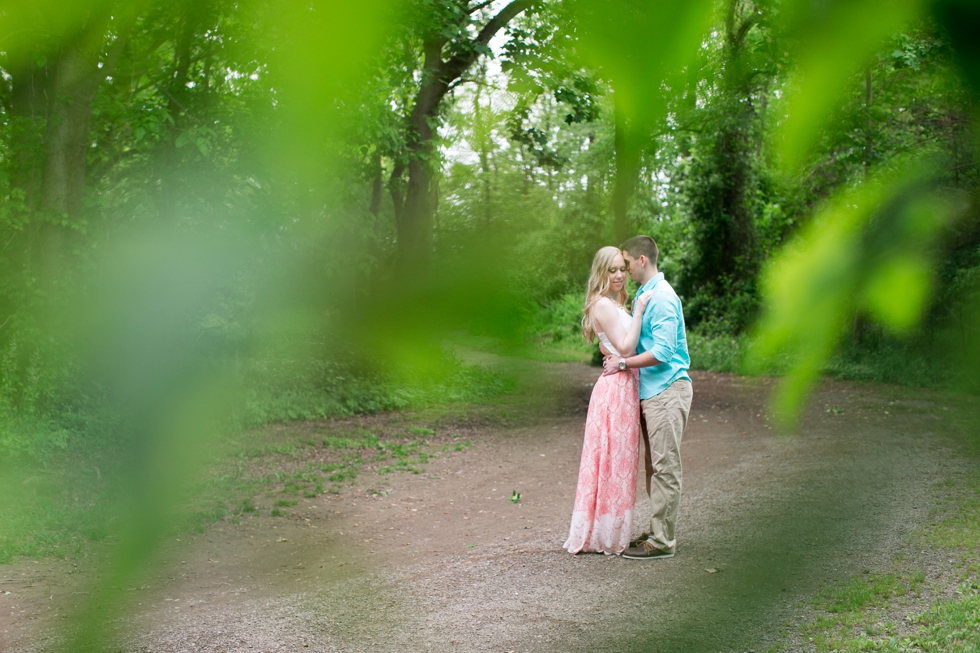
(602, 235), (693, 560)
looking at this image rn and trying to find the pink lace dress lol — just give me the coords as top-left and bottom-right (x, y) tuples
(563, 307), (640, 555)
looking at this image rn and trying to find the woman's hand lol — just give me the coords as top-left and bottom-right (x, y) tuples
(633, 290), (654, 313)
(602, 354), (622, 376)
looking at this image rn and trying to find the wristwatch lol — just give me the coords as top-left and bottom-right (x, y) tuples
(618, 358), (628, 371)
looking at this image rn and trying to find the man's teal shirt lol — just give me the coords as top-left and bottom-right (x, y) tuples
(635, 272), (692, 400)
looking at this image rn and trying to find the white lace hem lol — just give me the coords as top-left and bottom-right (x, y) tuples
(563, 508), (633, 555)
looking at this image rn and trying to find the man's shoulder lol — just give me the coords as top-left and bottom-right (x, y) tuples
(651, 279), (680, 301)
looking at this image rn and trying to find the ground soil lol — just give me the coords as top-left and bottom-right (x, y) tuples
(1, 358), (976, 652)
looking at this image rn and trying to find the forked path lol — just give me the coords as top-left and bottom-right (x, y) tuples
(5, 362), (972, 652)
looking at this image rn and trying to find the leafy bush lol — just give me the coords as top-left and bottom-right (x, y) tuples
(687, 331), (746, 373)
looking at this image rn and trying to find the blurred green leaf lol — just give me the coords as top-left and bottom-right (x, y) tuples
(573, 0), (715, 127)
(776, 0), (928, 172)
(749, 159), (967, 424)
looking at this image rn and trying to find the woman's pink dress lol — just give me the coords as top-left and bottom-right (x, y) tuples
(563, 316), (641, 555)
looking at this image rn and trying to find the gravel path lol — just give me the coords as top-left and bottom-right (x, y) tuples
(3, 362), (974, 652)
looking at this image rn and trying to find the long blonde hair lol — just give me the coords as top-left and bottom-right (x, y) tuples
(581, 246), (629, 342)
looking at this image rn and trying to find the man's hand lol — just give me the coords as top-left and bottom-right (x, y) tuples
(602, 355), (622, 376)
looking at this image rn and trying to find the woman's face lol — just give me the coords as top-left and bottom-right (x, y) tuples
(606, 253), (627, 295)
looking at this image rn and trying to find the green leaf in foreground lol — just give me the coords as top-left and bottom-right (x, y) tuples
(749, 159), (966, 425)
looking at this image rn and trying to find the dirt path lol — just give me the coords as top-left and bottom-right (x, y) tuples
(3, 360), (974, 652)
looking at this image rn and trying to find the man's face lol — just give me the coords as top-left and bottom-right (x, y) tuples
(622, 251), (644, 282)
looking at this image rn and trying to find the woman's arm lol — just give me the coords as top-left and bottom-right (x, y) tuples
(591, 293), (653, 356)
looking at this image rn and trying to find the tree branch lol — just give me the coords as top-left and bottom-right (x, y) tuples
(730, 16), (755, 53)
(442, 0), (535, 85)
(467, 0), (495, 14)
(411, 0), (533, 127)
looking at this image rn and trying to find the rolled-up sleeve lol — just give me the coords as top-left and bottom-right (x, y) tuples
(646, 295), (678, 365)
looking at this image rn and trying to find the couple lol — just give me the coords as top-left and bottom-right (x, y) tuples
(563, 235), (693, 560)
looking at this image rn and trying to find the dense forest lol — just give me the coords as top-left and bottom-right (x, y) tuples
(0, 0), (978, 457)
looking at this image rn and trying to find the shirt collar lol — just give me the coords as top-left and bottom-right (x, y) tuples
(639, 272), (665, 294)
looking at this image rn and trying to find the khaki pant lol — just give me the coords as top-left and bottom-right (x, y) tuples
(639, 379), (693, 553)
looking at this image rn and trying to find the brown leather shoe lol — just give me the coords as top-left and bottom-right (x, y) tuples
(629, 533), (651, 548)
(622, 541), (674, 560)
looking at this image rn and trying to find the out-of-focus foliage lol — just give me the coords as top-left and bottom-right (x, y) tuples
(749, 162), (967, 420)
(746, 0), (980, 423)
(0, 0), (979, 647)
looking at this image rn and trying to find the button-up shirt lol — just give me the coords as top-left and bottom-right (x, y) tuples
(635, 272), (692, 400)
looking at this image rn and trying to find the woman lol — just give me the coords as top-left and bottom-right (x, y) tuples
(563, 246), (651, 555)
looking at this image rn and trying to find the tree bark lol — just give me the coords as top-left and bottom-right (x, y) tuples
(41, 39), (104, 218)
(41, 19), (132, 276)
(388, 162), (407, 225)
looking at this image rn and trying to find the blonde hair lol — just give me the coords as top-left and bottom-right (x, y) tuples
(581, 246), (629, 342)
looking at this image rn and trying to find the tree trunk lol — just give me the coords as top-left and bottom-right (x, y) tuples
(388, 162), (406, 225)
(864, 67), (873, 180)
(8, 61), (51, 213)
(397, 156), (436, 278)
(41, 41), (103, 218)
(33, 11), (131, 282)
(369, 151), (384, 217)
(160, 5), (205, 218)
(393, 0), (533, 280)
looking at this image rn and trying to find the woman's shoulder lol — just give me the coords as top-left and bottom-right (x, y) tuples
(589, 296), (624, 325)
(590, 296), (620, 316)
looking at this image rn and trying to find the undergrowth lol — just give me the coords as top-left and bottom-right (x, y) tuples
(0, 345), (509, 564)
(525, 291), (950, 388)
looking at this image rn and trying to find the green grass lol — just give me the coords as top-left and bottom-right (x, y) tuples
(790, 397), (980, 653)
(904, 592), (980, 652)
(687, 331), (747, 373)
(924, 476), (980, 551)
(143, 426), (464, 530)
(0, 462), (116, 564)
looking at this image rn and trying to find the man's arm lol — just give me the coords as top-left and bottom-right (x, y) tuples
(602, 351), (662, 376)
(648, 296), (679, 366)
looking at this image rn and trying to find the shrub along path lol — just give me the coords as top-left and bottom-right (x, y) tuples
(2, 358), (978, 652)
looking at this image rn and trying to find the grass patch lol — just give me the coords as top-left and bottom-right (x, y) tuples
(154, 423), (467, 540)
(789, 396), (980, 652)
